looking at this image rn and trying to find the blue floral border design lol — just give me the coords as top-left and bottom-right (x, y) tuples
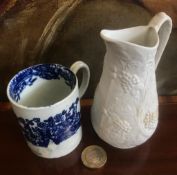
(18, 98), (80, 147)
(9, 64), (76, 102)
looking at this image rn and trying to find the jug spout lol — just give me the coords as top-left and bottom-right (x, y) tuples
(100, 29), (119, 43)
(100, 26), (158, 49)
(100, 29), (132, 44)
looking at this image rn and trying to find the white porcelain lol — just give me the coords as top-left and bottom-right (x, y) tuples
(91, 12), (172, 149)
(7, 61), (90, 158)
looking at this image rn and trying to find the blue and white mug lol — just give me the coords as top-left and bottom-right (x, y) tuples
(7, 61), (90, 158)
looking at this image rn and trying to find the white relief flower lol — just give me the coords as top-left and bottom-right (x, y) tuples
(143, 111), (157, 130)
(101, 108), (132, 144)
(119, 71), (141, 93)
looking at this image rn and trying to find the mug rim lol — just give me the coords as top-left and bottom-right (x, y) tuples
(7, 63), (79, 110)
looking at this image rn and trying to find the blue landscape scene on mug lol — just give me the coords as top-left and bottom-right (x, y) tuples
(18, 98), (80, 147)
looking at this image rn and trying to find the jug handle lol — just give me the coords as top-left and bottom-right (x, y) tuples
(148, 12), (172, 69)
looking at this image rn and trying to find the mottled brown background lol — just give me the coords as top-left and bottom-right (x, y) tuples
(0, 0), (177, 101)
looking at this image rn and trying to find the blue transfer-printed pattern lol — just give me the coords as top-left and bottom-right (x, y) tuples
(9, 64), (76, 102)
(18, 98), (80, 147)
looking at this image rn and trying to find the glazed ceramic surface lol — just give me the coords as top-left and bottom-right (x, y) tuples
(91, 12), (172, 149)
(7, 61), (90, 158)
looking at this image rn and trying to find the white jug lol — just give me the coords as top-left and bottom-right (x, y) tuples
(91, 12), (172, 148)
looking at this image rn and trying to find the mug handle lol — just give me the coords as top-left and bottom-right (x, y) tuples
(70, 61), (90, 98)
(148, 12), (172, 69)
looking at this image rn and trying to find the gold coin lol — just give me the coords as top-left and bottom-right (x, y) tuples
(81, 145), (107, 168)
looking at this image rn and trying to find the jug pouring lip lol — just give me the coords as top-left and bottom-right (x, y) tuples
(100, 26), (159, 50)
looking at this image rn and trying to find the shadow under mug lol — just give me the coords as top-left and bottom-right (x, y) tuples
(7, 61), (90, 158)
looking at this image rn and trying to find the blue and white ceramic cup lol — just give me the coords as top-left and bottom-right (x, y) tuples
(7, 61), (90, 158)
